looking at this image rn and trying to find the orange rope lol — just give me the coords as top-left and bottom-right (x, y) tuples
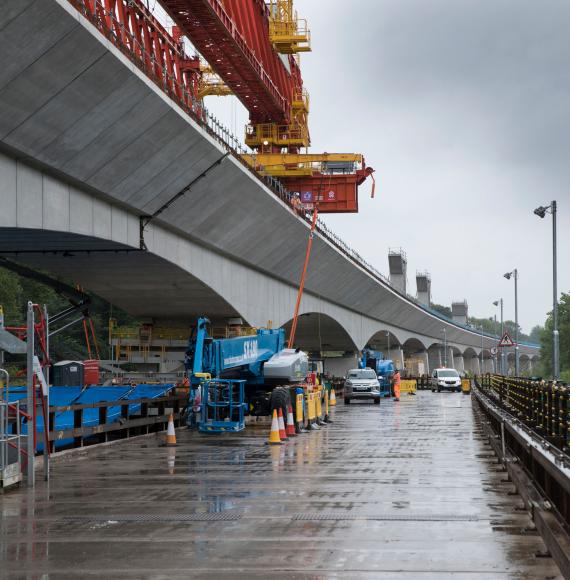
(83, 318), (93, 359)
(288, 207), (319, 349)
(88, 317), (101, 359)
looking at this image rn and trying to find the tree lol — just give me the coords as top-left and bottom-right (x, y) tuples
(0, 266), (136, 364)
(431, 303), (452, 318)
(528, 325), (543, 344)
(540, 292), (570, 379)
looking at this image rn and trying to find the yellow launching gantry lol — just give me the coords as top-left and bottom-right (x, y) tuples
(267, 0), (311, 54)
(245, 89), (310, 152)
(198, 64), (232, 99)
(241, 153), (364, 178)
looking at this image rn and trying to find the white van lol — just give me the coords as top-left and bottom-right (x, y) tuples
(430, 368), (462, 392)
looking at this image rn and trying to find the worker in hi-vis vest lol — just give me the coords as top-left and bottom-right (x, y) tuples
(392, 369), (401, 401)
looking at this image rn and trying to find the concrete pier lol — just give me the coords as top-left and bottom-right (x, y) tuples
(0, 393), (560, 578)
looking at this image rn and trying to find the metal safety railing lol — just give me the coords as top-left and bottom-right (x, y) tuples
(478, 374), (570, 450)
(0, 368), (24, 488)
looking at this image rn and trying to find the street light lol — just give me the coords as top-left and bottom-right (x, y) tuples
(493, 299), (504, 374)
(479, 325), (484, 375)
(504, 270), (519, 376)
(534, 200), (559, 380)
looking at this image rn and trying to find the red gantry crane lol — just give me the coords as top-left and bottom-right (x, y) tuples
(159, 0), (374, 213)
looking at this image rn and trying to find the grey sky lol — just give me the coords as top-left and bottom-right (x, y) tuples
(203, 0), (570, 333)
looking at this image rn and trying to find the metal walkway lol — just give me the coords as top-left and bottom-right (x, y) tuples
(0, 392), (562, 578)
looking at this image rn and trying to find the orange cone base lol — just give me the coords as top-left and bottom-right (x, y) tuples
(165, 414), (177, 446)
(286, 406), (296, 437)
(268, 409), (282, 445)
(278, 409), (288, 440)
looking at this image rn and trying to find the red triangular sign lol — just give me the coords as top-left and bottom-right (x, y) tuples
(498, 332), (515, 347)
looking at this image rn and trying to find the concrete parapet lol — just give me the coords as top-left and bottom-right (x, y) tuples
(452, 301), (469, 326)
(416, 271), (431, 307)
(388, 249), (407, 295)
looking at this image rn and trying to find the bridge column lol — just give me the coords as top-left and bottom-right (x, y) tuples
(388, 347), (405, 372)
(420, 351), (430, 375)
(446, 348), (455, 369)
(323, 354), (359, 379)
(453, 355), (465, 375)
(427, 346), (442, 372)
(464, 356), (480, 375)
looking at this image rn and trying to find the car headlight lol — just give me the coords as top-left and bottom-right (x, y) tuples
(345, 380), (352, 387)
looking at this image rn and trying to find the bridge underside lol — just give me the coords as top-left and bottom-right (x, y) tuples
(0, 0), (540, 364)
(0, 229), (239, 322)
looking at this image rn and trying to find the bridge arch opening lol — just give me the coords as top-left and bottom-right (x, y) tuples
(281, 312), (358, 354)
(0, 229), (246, 326)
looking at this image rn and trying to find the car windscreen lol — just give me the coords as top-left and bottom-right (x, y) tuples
(438, 370), (459, 378)
(348, 370), (377, 380)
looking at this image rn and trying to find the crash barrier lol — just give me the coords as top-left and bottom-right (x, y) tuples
(416, 375), (431, 390)
(478, 374), (570, 451)
(473, 383), (570, 575)
(269, 383), (333, 443)
(43, 392), (186, 450)
(399, 379), (417, 395)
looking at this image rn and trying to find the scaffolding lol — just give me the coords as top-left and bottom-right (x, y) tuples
(267, 0), (311, 54)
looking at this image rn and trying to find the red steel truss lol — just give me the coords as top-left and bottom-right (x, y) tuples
(68, 0), (202, 111)
(158, 0), (300, 124)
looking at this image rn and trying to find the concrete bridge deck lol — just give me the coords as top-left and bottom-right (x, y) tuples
(0, 0), (539, 373)
(0, 394), (560, 578)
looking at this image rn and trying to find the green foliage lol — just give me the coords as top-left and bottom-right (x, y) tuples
(529, 325), (543, 344)
(431, 303), (452, 318)
(0, 266), (135, 364)
(540, 292), (570, 379)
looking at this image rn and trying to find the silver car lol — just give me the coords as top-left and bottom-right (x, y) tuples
(344, 368), (381, 404)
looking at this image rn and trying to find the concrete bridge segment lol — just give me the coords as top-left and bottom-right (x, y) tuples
(0, 0), (540, 377)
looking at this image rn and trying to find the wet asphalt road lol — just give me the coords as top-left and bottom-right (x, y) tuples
(0, 391), (563, 579)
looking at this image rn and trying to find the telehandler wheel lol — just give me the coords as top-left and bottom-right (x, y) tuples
(269, 387), (290, 421)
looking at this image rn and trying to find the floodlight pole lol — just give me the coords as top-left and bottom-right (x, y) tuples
(514, 269), (519, 377)
(552, 201), (560, 380)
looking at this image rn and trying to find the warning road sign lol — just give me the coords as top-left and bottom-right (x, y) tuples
(498, 332), (515, 347)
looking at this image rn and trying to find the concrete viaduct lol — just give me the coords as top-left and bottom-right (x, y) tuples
(0, 0), (539, 376)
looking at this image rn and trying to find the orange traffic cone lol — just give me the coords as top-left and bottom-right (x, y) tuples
(278, 408), (288, 441)
(268, 409), (282, 445)
(165, 413), (177, 447)
(286, 405), (296, 437)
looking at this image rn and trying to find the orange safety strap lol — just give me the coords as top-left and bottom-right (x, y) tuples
(88, 317), (101, 360)
(83, 318), (93, 359)
(288, 207), (319, 349)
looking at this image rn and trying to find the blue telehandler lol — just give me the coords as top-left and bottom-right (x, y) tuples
(184, 318), (308, 433)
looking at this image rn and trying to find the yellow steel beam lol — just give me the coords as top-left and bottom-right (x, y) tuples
(243, 153), (363, 165)
(242, 153), (363, 177)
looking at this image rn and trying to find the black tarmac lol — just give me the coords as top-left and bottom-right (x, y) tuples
(0, 391), (562, 578)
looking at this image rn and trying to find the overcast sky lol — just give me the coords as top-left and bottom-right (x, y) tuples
(201, 0), (570, 333)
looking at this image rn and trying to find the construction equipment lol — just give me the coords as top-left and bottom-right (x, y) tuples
(185, 317), (308, 433)
(157, 0), (375, 211)
(361, 349), (395, 398)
